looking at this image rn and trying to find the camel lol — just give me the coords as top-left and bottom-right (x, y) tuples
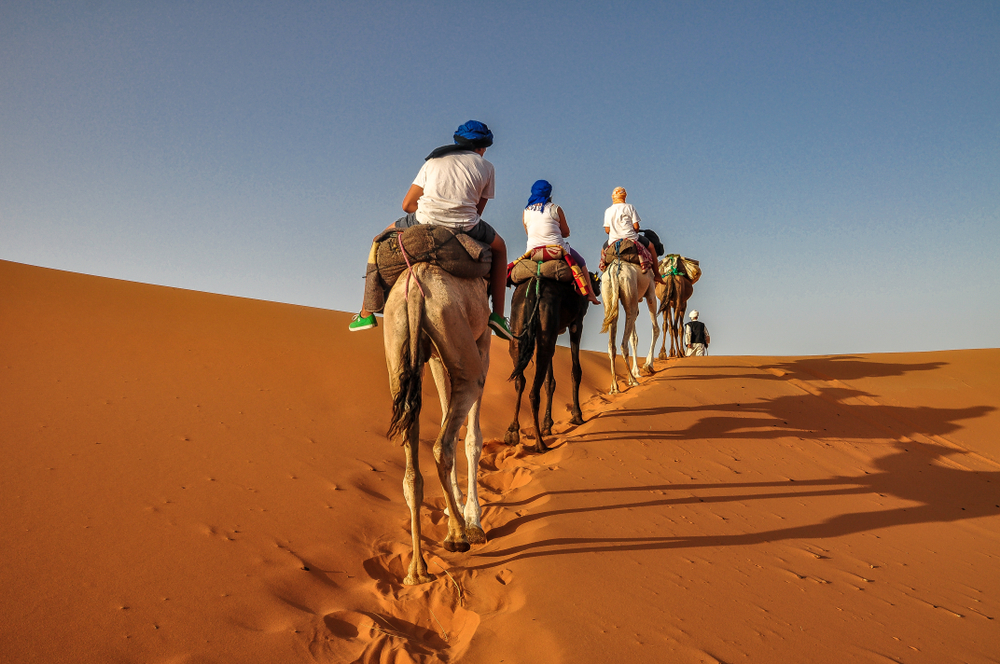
(600, 255), (660, 394)
(504, 277), (588, 453)
(382, 262), (491, 586)
(657, 256), (694, 359)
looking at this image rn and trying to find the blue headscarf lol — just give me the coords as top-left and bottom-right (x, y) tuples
(453, 120), (493, 148)
(526, 179), (552, 210)
(425, 120), (494, 160)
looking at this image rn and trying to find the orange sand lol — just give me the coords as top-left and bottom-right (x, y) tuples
(2, 259), (999, 663)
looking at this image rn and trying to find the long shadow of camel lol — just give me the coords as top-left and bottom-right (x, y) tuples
(468, 440), (1000, 568)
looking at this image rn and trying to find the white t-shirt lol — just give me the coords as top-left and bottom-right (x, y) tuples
(604, 203), (641, 242)
(523, 203), (567, 252)
(412, 151), (496, 230)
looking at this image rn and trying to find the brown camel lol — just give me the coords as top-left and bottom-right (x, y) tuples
(382, 263), (491, 585)
(656, 256), (694, 359)
(504, 277), (588, 453)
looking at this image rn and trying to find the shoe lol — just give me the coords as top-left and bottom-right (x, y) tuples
(488, 313), (514, 341)
(349, 313), (377, 331)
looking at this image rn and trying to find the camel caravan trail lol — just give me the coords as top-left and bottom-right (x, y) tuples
(4, 257), (1000, 664)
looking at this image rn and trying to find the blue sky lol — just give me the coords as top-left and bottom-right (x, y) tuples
(3, 1), (998, 356)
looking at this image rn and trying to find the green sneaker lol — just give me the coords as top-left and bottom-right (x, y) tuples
(489, 313), (514, 341)
(349, 313), (377, 331)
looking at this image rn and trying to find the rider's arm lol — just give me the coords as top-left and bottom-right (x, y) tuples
(477, 197), (489, 216)
(402, 185), (423, 213)
(557, 206), (571, 238)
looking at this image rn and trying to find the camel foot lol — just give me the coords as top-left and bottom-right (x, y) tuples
(443, 537), (471, 553)
(542, 421), (553, 436)
(641, 364), (655, 376)
(569, 414), (584, 426)
(532, 440), (549, 454)
(466, 526), (487, 545)
(658, 351), (667, 360)
(503, 428), (520, 446)
(403, 571), (434, 586)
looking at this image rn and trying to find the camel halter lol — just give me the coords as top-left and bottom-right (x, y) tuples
(396, 231), (426, 299)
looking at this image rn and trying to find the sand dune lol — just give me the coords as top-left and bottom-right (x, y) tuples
(2, 259), (999, 663)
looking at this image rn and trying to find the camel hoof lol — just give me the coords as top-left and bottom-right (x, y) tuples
(466, 526), (487, 545)
(503, 429), (520, 446)
(658, 352), (667, 360)
(569, 415), (584, 426)
(542, 423), (553, 436)
(403, 572), (434, 586)
(443, 538), (471, 553)
(533, 441), (549, 454)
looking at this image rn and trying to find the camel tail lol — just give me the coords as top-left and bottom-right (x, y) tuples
(509, 281), (540, 381)
(600, 266), (620, 334)
(658, 278), (674, 316)
(387, 290), (426, 443)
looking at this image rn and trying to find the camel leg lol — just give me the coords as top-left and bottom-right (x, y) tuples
(505, 373), (525, 446)
(607, 316), (619, 395)
(401, 433), (432, 585)
(568, 320), (585, 425)
(542, 363), (555, 436)
(623, 308), (640, 387)
(428, 358), (467, 518)
(528, 330), (556, 452)
(461, 329), (491, 544)
(642, 290), (659, 375)
(433, 397), (473, 554)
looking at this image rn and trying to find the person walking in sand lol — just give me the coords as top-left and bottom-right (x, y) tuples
(521, 179), (600, 305)
(684, 310), (710, 356)
(349, 120), (513, 340)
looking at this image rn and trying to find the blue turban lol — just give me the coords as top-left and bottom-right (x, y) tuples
(526, 179), (552, 209)
(453, 120), (493, 148)
(426, 120), (494, 160)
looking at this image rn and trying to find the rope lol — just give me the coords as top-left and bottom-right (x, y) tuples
(509, 262), (543, 341)
(396, 231), (426, 299)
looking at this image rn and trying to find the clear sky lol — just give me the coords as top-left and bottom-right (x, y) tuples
(3, 1), (998, 356)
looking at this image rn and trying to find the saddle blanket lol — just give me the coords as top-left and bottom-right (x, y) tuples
(599, 238), (655, 273)
(363, 224), (491, 314)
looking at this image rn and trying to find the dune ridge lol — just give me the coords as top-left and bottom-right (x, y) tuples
(2, 259), (999, 663)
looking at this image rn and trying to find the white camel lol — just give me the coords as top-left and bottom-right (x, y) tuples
(383, 263), (491, 585)
(600, 258), (660, 394)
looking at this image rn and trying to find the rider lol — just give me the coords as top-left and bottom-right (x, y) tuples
(349, 121), (513, 340)
(521, 180), (600, 304)
(603, 186), (664, 283)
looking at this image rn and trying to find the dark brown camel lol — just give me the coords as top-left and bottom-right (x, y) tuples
(504, 276), (589, 453)
(656, 255), (694, 359)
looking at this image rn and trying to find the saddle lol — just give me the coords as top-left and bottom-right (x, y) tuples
(507, 245), (589, 296)
(363, 224), (492, 313)
(599, 238), (654, 273)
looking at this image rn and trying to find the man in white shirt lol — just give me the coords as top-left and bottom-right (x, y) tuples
(350, 121), (512, 340)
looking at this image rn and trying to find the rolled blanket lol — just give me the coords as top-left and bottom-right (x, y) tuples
(507, 245), (590, 297)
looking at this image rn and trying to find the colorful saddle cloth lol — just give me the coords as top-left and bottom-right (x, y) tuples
(506, 245), (590, 297)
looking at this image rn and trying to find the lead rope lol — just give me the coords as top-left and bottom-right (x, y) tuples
(397, 231), (425, 299)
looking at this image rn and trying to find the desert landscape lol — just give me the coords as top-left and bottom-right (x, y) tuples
(2, 258), (999, 663)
